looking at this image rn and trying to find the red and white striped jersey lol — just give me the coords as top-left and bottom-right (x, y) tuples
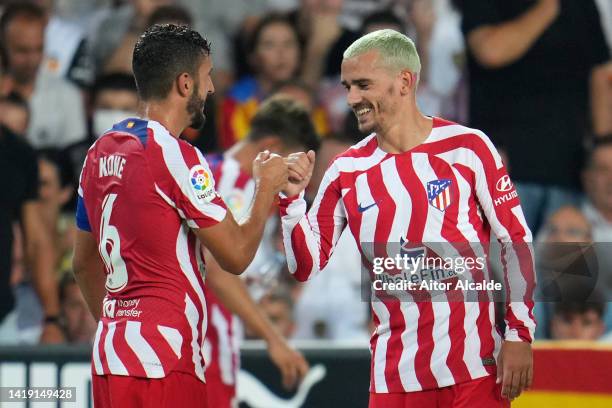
(279, 117), (536, 393)
(202, 154), (252, 389)
(76, 118), (228, 382)
(203, 154), (280, 392)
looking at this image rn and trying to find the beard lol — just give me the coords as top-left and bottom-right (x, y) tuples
(187, 83), (207, 130)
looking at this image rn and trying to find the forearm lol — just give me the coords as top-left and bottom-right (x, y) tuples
(233, 186), (277, 269)
(468, 0), (559, 68)
(591, 63), (612, 136)
(74, 264), (107, 321)
(28, 236), (60, 317)
(279, 195), (325, 282)
(301, 43), (329, 89)
(206, 255), (283, 345)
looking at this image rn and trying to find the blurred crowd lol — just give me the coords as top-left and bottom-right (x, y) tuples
(0, 0), (611, 346)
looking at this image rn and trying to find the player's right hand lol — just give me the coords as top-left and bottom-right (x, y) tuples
(253, 150), (289, 195)
(267, 338), (310, 390)
(282, 150), (316, 198)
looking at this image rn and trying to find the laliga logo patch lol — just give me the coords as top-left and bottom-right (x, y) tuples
(189, 165), (215, 202)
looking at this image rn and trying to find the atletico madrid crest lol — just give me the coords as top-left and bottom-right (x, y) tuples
(427, 179), (452, 212)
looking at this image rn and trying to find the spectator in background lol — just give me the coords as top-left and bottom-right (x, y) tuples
(256, 288), (296, 339)
(146, 3), (192, 27)
(219, 13), (302, 149)
(0, 124), (63, 344)
(58, 273), (97, 343)
(459, 0), (610, 234)
(34, 0), (94, 87)
(0, 2), (86, 150)
(90, 73), (139, 139)
(37, 151), (74, 274)
(550, 299), (606, 341)
(289, 0), (358, 132)
(271, 79), (330, 137)
(583, 136), (612, 243)
(534, 206), (600, 338)
(0, 92), (29, 135)
(88, 0), (174, 75)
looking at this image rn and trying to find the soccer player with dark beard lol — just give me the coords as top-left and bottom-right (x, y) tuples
(72, 24), (289, 408)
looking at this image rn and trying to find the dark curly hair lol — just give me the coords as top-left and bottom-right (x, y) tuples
(132, 24), (211, 101)
(249, 96), (320, 152)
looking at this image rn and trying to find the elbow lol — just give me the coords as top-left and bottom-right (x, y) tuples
(473, 46), (509, 69)
(217, 257), (249, 276)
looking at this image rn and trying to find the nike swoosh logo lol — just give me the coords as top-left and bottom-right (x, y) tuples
(358, 202), (378, 212)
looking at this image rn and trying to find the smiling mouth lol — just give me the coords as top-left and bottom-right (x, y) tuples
(355, 107), (372, 117)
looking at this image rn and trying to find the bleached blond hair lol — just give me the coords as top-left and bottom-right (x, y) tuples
(343, 29), (421, 75)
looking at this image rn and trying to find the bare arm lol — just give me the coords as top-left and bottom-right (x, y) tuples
(73, 229), (106, 321)
(195, 152), (287, 275)
(592, 62), (612, 137)
(205, 251), (309, 388)
(22, 201), (64, 343)
(467, 0), (559, 68)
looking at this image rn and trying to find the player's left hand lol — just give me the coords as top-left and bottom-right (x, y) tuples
(497, 340), (533, 401)
(267, 338), (310, 389)
(282, 150), (316, 198)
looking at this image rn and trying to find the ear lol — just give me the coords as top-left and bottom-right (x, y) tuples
(398, 70), (417, 96)
(176, 72), (193, 98)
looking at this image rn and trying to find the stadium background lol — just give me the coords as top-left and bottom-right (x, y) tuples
(0, 0), (611, 406)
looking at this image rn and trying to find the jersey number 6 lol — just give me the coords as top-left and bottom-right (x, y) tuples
(99, 193), (128, 292)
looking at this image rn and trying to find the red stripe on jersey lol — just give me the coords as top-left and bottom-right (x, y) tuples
(234, 172), (251, 189)
(316, 178), (342, 270)
(291, 222), (314, 281)
(114, 323), (147, 378)
(98, 325), (110, 374)
(394, 154), (437, 389)
(427, 155), (471, 383)
(366, 165), (406, 391)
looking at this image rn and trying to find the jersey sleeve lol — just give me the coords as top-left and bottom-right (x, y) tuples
(279, 161), (347, 282)
(460, 0), (503, 36)
(151, 139), (227, 229)
(471, 131), (536, 343)
(75, 154), (92, 232)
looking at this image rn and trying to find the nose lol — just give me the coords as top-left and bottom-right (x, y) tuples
(208, 77), (215, 95)
(346, 86), (362, 107)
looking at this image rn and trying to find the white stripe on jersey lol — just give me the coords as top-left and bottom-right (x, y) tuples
(371, 298), (391, 393)
(397, 302), (421, 391)
(463, 303), (489, 379)
(92, 321), (104, 375)
(154, 183), (199, 229)
(211, 304), (235, 385)
(185, 294), (205, 382)
(104, 321), (128, 375)
(150, 121), (226, 222)
(125, 321), (164, 378)
(429, 302), (455, 387)
(158, 325), (183, 359)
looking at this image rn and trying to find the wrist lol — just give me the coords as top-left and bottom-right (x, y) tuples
(43, 315), (63, 327)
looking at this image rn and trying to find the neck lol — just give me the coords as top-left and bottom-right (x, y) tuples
(376, 103), (433, 154)
(143, 99), (188, 138)
(226, 141), (257, 176)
